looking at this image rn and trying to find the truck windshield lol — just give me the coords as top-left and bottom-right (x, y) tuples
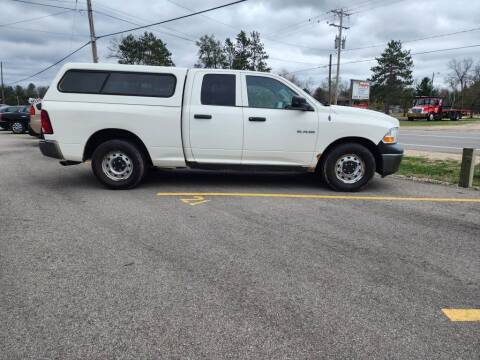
(414, 98), (439, 106)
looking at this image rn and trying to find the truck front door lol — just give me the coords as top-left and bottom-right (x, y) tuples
(187, 72), (243, 164)
(241, 74), (319, 166)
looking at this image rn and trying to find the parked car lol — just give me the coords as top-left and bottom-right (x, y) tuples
(28, 101), (42, 137)
(0, 106), (12, 129)
(0, 105), (30, 133)
(39, 63), (403, 191)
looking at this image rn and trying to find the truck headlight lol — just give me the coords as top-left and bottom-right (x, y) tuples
(382, 127), (398, 144)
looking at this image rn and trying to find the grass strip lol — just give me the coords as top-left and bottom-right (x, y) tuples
(398, 156), (480, 187)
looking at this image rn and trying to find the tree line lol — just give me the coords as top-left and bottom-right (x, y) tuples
(1, 83), (48, 105)
(109, 30), (270, 72)
(4, 31), (479, 114)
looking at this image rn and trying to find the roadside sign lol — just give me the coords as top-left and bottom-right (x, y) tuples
(351, 80), (370, 100)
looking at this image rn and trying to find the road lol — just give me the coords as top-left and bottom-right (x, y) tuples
(399, 127), (480, 154)
(1, 131), (479, 359)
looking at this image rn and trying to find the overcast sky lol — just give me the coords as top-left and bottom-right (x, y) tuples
(1, 0), (479, 88)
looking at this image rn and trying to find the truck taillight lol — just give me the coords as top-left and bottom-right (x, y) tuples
(29, 105), (35, 119)
(41, 110), (53, 134)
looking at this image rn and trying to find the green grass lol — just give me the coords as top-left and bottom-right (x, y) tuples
(396, 117), (480, 127)
(398, 156), (480, 186)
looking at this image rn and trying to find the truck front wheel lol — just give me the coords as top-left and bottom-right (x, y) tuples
(91, 139), (147, 189)
(321, 143), (376, 192)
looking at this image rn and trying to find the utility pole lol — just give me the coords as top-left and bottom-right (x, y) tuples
(328, 54), (332, 104)
(0, 62), (4, 104)
(86, 0), (99, 63)
(329, 8), (350, 105)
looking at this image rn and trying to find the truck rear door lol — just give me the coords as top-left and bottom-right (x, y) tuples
(186, 71), (243, 164)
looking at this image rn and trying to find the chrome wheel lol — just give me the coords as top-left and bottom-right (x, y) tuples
(335, 154), (365, 184)
(12, 122), (23, 134)
(101, 151), (133, 181)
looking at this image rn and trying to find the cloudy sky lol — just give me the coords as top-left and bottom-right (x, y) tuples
(1, 0), (480, 89)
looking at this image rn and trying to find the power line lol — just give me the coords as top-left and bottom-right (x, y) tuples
(94, 10), (196, 42)
(345, 26), (480, 52)
(165, 0), (238, 33)
(349, 0), (409, 14)
(0, 24), (88, 37)
(10, 0), (86, 11)
(11, 41), (91, 84)
(8, 0), (247, 84)
(266, 24), (480, 55)
(96, 0), (247, 40)
(291, 43), (480, 74)
(0, 9), (71, 27)
(92, 3), (197, 40)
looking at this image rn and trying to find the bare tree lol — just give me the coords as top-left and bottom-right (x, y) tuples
(277, 69), (314, 93)
(446, 58), (473, 91)
(446, 58), (474, 108)
(472, 62), (480, 84)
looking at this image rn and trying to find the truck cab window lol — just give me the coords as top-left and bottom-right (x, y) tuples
(246, 76), (297, 109)
(201, 74), (236, 106)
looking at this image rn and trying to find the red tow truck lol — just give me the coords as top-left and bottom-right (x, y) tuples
(407, 96), (471, 121)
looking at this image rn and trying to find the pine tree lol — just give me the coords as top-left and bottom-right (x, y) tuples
(369, 40), (413, 113)
(223, 38), (236, 69)
(415, 77), (434, 96)
(195, 35), (227, 69)
(110, 32), (174, 66)
(248, 31), (270, 72)
(232, 31), (250, 70)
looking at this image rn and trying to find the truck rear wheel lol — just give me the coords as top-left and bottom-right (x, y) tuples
(321, 143), (376, 192)
(91, 139), (147, 189)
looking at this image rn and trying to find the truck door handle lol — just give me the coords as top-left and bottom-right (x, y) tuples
(194, 114), (212, 119)
(249, 117), (266, 122)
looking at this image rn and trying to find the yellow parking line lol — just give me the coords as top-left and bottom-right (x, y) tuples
(442, 309), (480, 321)
(156, 192), (480, 203)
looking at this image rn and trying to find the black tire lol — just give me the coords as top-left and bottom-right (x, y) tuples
(11, 121), (25, 134)
(407, 117), (414, 121)
(91, 139), (147, 190)
(427, 113), (435, 121)
(321, 143), (376, 192)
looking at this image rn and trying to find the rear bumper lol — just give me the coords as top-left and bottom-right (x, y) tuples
(376, 143), (404, 177)
(39, 140), (63, 159)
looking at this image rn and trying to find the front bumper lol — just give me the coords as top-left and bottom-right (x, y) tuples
(407, 113), (427, 119)
(39, 140), (63, 159)
(376, 142), (404, 177)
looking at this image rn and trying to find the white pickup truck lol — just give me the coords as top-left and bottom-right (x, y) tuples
(39, 63), (403, 191)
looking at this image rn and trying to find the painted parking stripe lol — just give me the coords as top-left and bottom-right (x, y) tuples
(157, 192), (480, 203)
(442, 309), (480, 321)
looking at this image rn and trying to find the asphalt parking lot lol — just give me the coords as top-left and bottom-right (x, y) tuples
(1, 132), (479, 359)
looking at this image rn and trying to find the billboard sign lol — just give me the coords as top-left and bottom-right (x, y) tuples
(351, 80), (370, 100)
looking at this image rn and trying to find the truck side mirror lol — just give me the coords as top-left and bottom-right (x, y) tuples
(291, 95), (314, 111)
